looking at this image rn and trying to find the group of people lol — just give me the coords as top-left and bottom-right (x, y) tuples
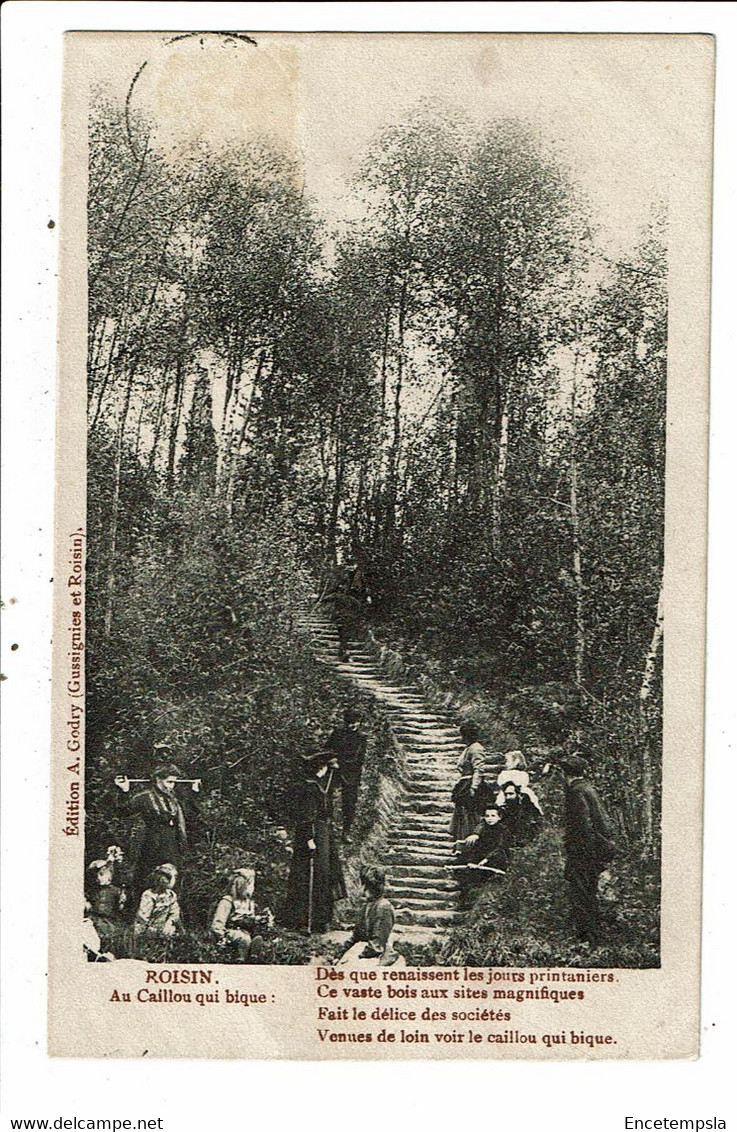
(83, 759), (277, 963)
(449, 721), (544, 904)
(84, 709), (618, 964)
(450, 722), (617, 946)
(84, 709), (370, 963)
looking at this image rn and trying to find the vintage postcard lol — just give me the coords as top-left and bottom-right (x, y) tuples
(50, 30), (713, 1059)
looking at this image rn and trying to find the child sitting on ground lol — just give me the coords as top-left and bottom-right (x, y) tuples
(338, 865), (403, 968)
(85, 846), (127, 956)
(210, 867), (274, 962)
(133, 863), (181, 958)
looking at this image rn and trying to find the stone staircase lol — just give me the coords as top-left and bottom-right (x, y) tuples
(295, 601), (463, 940)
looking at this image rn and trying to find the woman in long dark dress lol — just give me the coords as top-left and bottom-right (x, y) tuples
(283, 754), (346, 933)
(449, 722), (486, 841)
(115, 761), (199, 902)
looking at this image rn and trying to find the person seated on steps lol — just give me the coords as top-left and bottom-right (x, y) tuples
(337, 865), (404, 968)
(82, 916), (115, 962)
(453, 805), (510, 908)
(457, 805), (510, 872)
(476, 749), (528, 810)
(495, 771), (543, 848)
(211, 867), (274, 962)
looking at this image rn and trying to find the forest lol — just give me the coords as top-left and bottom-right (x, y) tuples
(85, 95), (665, 966)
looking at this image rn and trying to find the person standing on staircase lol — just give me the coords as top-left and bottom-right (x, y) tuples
(326, 707), (368, 839)
(329, 559), (371, 662)
(450, 722), (486, 841)
(282, 753), (347, 934)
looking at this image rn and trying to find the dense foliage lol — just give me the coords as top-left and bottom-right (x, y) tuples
(86, 98), (665, 958)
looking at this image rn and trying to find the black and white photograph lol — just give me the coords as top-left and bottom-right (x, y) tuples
(81, 30), (671, 973)
(34, 22), (713, 1061)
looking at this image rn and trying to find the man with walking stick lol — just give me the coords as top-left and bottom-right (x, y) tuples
(282, 752), (346, 934)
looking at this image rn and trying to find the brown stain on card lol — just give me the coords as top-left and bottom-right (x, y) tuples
(473, 45), (503, 88)
(145, 37), (299, 166)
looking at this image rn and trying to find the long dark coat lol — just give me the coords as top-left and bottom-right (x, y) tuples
(563, 777), (616, 943)
(283, 769), (346, 933)
(564, 778), (616, 865)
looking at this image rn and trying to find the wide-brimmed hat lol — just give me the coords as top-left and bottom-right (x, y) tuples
(153, 863), (177, 882)
(86, 859), (110, 875)
(498, 769), (530, 789)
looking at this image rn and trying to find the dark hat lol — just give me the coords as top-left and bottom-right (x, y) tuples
(459, 720), (481, 743)
(559, 753), (589, 777)
(343, 707), (361, 725)
(153, 762), (182, 780)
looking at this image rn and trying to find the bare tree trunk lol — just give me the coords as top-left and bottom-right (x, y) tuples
(90, 136), (151, 291)
(166, 357), (185, 487)
(384, 273), (407, 550)
(570, 355), (585, 685)
(102, 369), (134, 638)
(639, 573), (664, 850)
(225, 349), (266, 518)
(133, 396), (146, 459)
(218, 339), (247, 495)
(148, 364), (172, 472)
(491, 368), (514, 553)
(379, 290), (392, 417)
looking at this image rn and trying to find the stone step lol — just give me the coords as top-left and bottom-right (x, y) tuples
(400, 799), (454, 815)
(395, 731), (459, 742)
(389, 849), (453, 863)
(390, 831), (453, 847)
(392, 923), (452, 944)
(395, 908), (461, 926)
(391, 895), (456, 911)
(392, 711), (447, 718)
(389, 828), (452, 846)
(400, 797), (453, 811)
(398, 817), (453, 832)
(388, 863), (454, 879)
(398, 741), (457, 751)
(387, 853), (455, 868)
(386, 875), (458, 893)
(403, 769), (456, 782)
